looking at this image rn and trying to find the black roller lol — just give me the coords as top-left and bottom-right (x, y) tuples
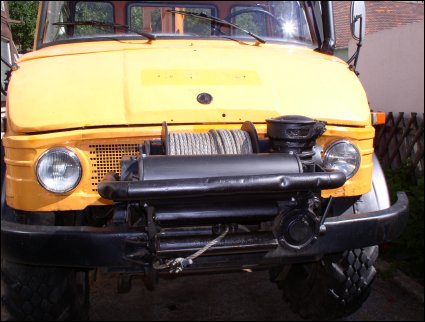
(98, 171), (346, 201)
(139, 153), (302, 181)
(156, 232), (277, 257)
(155, 204), (278, 226)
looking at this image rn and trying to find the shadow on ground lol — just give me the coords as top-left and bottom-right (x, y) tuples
(88, 267), (423, 321)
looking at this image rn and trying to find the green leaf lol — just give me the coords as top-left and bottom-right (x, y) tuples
(8, 1), (39, 53)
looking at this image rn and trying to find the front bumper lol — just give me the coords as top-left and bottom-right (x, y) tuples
(1, 192), (409, 270)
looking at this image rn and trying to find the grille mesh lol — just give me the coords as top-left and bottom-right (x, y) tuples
(89, 144), (140, 191)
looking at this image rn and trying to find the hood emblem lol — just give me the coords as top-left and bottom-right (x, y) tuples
(197, 93), (213, 105)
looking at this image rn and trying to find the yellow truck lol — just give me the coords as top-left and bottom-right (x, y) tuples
(1, 1), (408, 320)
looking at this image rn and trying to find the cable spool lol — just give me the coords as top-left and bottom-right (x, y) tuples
(168, 129), (254, 155)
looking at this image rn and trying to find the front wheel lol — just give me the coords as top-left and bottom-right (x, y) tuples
(1, 260), (89, 321)
(279, 246), (378, 320)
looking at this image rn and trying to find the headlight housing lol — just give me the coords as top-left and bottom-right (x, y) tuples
(323, 140), (361, 179)
(36, 148), (82, 193)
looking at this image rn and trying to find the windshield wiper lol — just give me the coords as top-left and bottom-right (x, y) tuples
(52, 21), (156, 41)
(168, 10), (266, 45)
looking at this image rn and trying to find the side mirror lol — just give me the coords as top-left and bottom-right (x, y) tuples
(350, 1), (366, 41)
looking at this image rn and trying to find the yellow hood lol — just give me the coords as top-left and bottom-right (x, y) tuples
(8, 40), (371, 133)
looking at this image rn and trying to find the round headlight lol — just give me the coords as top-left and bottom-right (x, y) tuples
(323, 141), (360, 179)
(36, 148), (82, 193)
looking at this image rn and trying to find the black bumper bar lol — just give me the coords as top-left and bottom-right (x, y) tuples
(1, 224), (148, 268)
(1, 193), (409, 268)
(97, 172), (347, 201)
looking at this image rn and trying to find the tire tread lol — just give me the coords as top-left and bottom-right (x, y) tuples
(1, 261), (88, 321)
(280, 246), (378, 320)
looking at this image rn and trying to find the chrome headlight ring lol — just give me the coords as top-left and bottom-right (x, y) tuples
(36, 147), (82, 194)
(323, 140), (361, 179)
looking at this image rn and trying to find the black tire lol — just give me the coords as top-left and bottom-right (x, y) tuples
(1, 261), (89, 321)
(279, 246), (378, 320)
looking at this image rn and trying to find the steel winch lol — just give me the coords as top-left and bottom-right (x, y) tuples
(98, 116), (346, 270)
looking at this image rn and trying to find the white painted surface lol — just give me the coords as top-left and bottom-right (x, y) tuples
(349, 21), (424, 113)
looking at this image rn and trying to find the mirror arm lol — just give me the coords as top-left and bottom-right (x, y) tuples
(353, 15), (363, 67)
(347, 15), (363, 74)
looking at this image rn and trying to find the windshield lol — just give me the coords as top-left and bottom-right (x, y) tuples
(39, 1), (316, 47)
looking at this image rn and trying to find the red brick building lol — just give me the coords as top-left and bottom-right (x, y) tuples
(333, 1), (424, 59)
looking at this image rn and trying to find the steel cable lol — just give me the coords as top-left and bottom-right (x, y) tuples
(168, 129), (253, 155)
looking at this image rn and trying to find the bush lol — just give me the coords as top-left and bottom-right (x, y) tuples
(382, 161), (424, 284)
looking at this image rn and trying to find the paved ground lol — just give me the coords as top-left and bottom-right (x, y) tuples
(2, 261), (423, 321)
(88, 266), (424, 321)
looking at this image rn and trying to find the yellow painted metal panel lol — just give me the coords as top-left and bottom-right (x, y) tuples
(8, 40), (371, 134)
(3, 124), (374, 211)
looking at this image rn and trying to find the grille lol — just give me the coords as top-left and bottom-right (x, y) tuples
(89, 144), (140, 191)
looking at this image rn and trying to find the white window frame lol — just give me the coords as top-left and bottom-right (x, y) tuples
(1, 1), (5, 12)
(1, 37), (12, 64)
(1, 37), (11, 100)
